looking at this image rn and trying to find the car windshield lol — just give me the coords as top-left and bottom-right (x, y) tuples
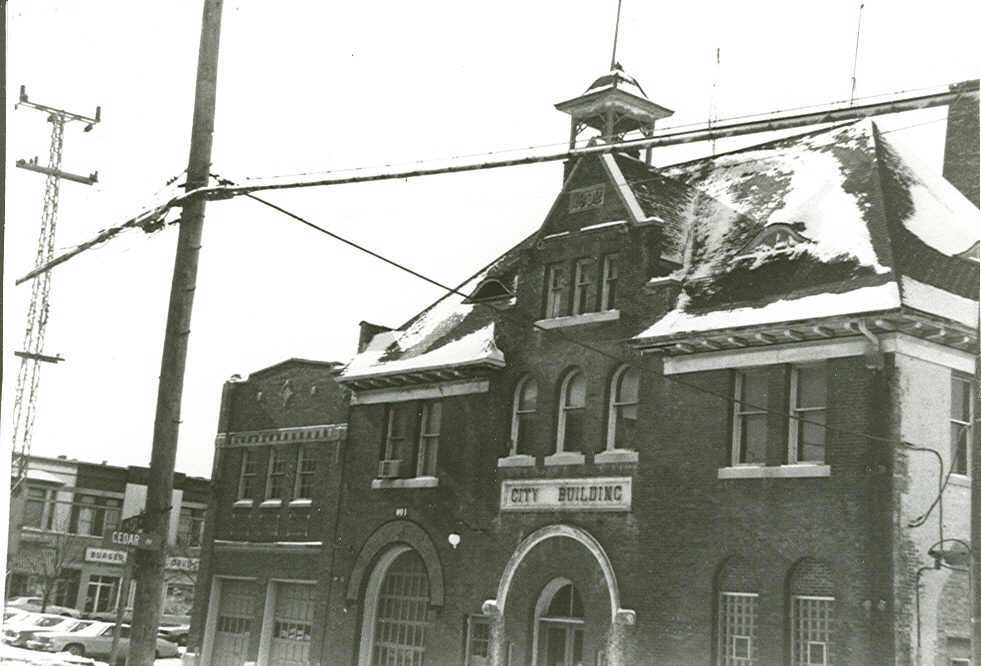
(34, 617), (64, 627)
(68, 621), (93, 632)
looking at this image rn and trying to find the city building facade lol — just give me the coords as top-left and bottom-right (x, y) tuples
(188, 70), (979, 665)
(7, 455), (209, 623)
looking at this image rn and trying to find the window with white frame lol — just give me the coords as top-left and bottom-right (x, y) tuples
(23, 486), (56, 530)
(732, 369), (768, 465)
(295, 444), (317, 499)
(511, 376), (538, 456)
(557, 370), (587, 453)
(416, 400), (441, 477)
(607, 365), (640, 450)
(789, 364), (827, 464)
(545, 263), (566, 318)
(601, 253), (618, 311)
(84, 575), (119, 614)
(572, 258), (597, 315)
(382, 403), (413, 463)
(266, 447), (287, 500)
(238, 448), (257, 500)
(951, 374), (973, 476)
(791, 596), (834, 666)
(718, 592), (757, 666)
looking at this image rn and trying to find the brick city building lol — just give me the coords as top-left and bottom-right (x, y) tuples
(7, 455), (209, 623)
(188, 69), (979, 665)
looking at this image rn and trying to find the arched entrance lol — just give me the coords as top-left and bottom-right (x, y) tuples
(359, 546), (431, 666)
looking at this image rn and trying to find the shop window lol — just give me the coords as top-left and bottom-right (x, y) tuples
(464, 616), (490, 666)
(572, 258), (597, 315)
(177, 507), (205, 547)
(68, 495), (121, 537)
(266, 447), (287, 501)
(731, 369), (768, 465)
(545, 263), (567, 318)
(164, 583), (195, 616)
(557, 370), (586, 454)
(84, 575), (119, 614)
(951, 374), (973, 476)
(718, 592), (758, 665)
(510, 376), (538, 456)
(238, 448), (257, 500)
(607, 365), (639, 451)
(789, 364), (827, 464)
(600, 253), (618, 311)
(295, 444), (317, 500)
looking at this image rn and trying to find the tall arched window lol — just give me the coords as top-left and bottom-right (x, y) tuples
(511, 376), (538, 456)
(788, 558), (835, 666)
(557, 370), (586, 453)
(606, 366), (640, 451)
(534, 579), (584, 666)
(359, 548), (431, 666)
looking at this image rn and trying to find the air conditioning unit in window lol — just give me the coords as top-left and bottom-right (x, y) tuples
(377, 459), (403, 479)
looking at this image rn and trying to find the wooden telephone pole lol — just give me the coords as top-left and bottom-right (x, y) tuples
(128, 0), (223, 663)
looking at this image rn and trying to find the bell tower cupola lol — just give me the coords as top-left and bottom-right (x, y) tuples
(555, 63), (674, 158)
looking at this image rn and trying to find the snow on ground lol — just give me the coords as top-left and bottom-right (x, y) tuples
(0, 643), (181, 666)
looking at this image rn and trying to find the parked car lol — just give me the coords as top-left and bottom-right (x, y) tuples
(5, 596), (81, 617)
(2, 611), (44, 638)
(28, 621), (180, 659)
(4, 614), (91, 648)
(157, 623), (189, 647)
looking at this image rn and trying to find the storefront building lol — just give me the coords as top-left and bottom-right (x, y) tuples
(7, 455), (208, 622)
(189, 70), (978, 665)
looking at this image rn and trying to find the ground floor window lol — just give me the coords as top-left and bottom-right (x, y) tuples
(718, 591), (757, 665)
(84, 575), (119, 614)
(164, 583), (195, 617)
(370, 550), (430, 666)
(270, 582), (315, 666)
(791, 596), (834, 666)
(535, 580), (585, 666)
(465, 615), (490, 666)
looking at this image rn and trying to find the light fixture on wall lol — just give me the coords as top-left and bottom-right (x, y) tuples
(448, 533), (461, 550)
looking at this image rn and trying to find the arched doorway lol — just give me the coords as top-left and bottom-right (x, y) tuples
(359, 547), (431, 666)
(534, 578), (585, 666)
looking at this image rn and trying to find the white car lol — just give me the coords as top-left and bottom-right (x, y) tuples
(5, 596), (81, 617)
(28, 621), (180, 659)
(4, 614), (91, 648)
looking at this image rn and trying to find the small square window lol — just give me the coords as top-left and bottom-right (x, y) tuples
(732, 635), (751, 659)
(807, 641), (827, 665)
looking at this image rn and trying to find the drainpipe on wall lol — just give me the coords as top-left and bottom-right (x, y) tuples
(856, 319), (884, 370)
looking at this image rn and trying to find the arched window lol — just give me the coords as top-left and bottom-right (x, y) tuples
(511, 376), (538, 456)
(788, 558), (835, 666)
(716, 557), (759, 666)
(534, 579), (584, 666)
(557, 370), (586, 453)
(606, 366), (640, 450)
(360, 548), (430, 666)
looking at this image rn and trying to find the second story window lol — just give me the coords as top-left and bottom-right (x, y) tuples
(295, 445), (317, 500)
(557, 370), (587, 453)
(238, 448), (257, 500)
(572, 258), (596, 315)
(177, 507), (205, 547)
(951, 374), (973, 476)
(69, 494), (121, 537)
(416, 401), (441, 477)
(545, 264), (566, 318)
(24, 487), (56, 530)
(601, 254), (618, 310)
(789, 364), (827, 464)
(266, 448), (287, 500)
(607, 366), (640, 450)
(732, 369), (768, 465)
(511, 376), (538, 456)
(382, 403), (413, 463)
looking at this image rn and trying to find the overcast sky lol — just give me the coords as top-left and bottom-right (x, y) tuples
(4, 0), (979, 480)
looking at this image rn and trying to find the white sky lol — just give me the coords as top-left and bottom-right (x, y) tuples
(3, 0), (979, 479)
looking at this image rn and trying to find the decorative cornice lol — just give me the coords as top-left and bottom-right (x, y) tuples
(339, 362), (501, 392)
(217, 423), (347, 448)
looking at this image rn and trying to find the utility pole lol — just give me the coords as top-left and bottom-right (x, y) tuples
(128, 0), (223, 663)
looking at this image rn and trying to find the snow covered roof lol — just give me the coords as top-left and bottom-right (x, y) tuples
(633, 119), (978, 349)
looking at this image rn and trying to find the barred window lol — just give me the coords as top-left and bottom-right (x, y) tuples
(718, 592), (757, 665)
(791, 596), (834, 666)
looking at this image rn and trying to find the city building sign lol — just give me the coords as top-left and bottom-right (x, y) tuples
(500, 477), (631, 512)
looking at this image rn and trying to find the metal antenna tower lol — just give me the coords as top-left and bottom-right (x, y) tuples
(11, 86), (100, 492)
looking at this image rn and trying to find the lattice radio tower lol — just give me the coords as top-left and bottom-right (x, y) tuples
(10, 86), (100, 493)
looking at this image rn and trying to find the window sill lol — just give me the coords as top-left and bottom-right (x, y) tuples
(544, 451), (586, 466)
(232, 499), (254, 509)
(950, 474), (971, 488)
(717, 464), (830, 479)
(498, 454), (535, 468)
(534, 310), (620, 330)
(259, 499), (283, 508)
(371, 476), (439, 489)
(594, 449), (639, 464)
(288, 498), (314, 507)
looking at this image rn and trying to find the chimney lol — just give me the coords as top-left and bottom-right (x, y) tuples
(942, 80), (979, 207)
(358, 321), (392, 353)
